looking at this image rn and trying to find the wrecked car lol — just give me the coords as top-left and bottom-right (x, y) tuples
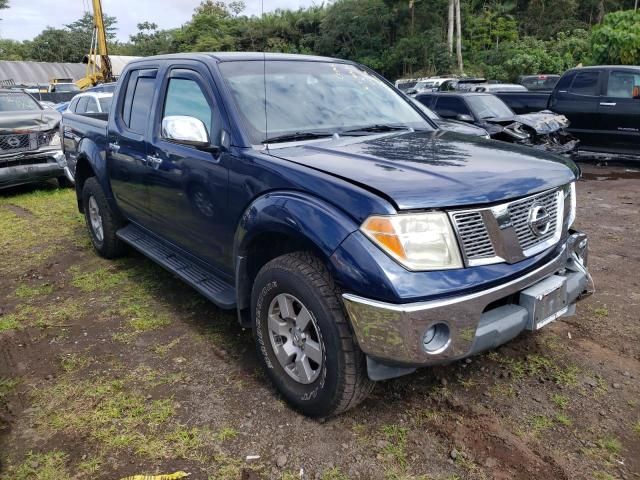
(415, 92), (579, 155)
(0, 89), (72, 189)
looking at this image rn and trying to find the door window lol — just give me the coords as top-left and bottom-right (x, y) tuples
(433, 96), (471, 118)
(86, 98), (99, 113)
(163, 78), (213, 133)
(606, 71), (640, 98)
(121, 69), (157, 134)
(76, 96), (89, 113)
(569, 72), (600, 96)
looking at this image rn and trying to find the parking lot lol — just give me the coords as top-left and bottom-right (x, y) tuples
(0, 163), (638, 480)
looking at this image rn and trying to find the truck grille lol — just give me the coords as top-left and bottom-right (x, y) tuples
(508, 189), (559, 251)
(450, 211), (496, 260)
(450, 188), (564, 266)
(0, 133), (37, 153)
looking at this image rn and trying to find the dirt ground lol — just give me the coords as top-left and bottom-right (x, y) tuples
(0, 163), (639, 480)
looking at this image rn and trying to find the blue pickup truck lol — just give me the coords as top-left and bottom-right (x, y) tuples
(62, 53), (594, 417)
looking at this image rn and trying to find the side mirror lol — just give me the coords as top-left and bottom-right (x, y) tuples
(162, 115), (211, 148)
(633, 86), (640, 99)
(456, 114), (474, 123)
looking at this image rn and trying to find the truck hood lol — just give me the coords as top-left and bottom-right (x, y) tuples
(269, 130), (578, 210)
(0, 110), (61, 134)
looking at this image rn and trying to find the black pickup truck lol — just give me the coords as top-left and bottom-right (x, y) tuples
(498, 66), (640, 158)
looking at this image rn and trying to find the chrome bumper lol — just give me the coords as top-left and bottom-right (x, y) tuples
(342, 232), (593, 375)
(0, 150), (68, 189)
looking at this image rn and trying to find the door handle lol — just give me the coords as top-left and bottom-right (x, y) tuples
(599, 102), (617, 106)
(108, 142), (120, 153)
(146, 155), (162, 169)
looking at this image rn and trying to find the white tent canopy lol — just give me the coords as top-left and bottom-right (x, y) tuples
(0, 55), (142, 86)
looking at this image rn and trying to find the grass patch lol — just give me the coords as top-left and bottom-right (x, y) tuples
(216, 426), (238, 442)
(593, 472), (616, 480)
(150, 337), (182, 355)
(596, 437), (622, 455)
(15, 283), (54, 299)
(553, 365), (580, 387)
(555, 413), (572, 427)
(379, 424), (408, 471)
(633, 419), (640, 437)
(60, 353), (90, 373)
(70, 264), (129, 292)
(35, 377), (177, 456)
(4, 450), (69, 480)
(209, 454), (244, 480)
(593, 307), (609, 317)
(529, 415), (553, 436)
(0, 377), (20, 400)
(0, 313), (21, 332)
(490, 383), (516, 398)
(552, 394), (569, 409)
(321, 467), (350, 480)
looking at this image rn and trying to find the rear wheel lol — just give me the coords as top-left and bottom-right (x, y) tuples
(82, 177), (126, 259)
(252, 252), (374, 417)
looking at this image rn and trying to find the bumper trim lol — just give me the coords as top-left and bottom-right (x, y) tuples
(342, 232), (592, 369)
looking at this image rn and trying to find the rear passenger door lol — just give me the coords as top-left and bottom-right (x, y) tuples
(550, 70), (604, 147)
(107, 67), (158, 227)
(597, 69), (640, 154)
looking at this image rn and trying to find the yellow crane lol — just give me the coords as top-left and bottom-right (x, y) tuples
(76, 0), (114, 90)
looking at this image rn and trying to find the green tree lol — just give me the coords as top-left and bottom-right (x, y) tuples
(591, 9), (640, 64)
(129, 22), (175, 56)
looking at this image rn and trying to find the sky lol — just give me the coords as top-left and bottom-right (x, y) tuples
(0, 0), (317, 42)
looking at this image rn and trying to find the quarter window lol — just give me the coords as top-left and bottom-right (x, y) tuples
(163, 78), (213, 133)
(433, 97), (471, 118)
(606, 71), (640, 98)
(76, 96), (89, 113)
(569, 71), (600, 96)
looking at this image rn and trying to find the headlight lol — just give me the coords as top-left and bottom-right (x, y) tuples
(565, 182), (576, 227)
(361, 212), (463, 271)
(48, 132), (61, 147)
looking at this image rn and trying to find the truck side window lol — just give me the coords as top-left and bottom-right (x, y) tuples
(554, 72), (575, 91)
(569, 72), (600, 96)
(163, 78), (213, 134)
(69, 97), (80, 112)
(433, 97), (471, 118)
(606, 71), (640, 99)
(128, 77), (156, 134)
(76, 97), (89, 114)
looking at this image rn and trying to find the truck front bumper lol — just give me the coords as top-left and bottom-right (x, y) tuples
(342, 231), (593, 380)
(0, 150), (70, 189)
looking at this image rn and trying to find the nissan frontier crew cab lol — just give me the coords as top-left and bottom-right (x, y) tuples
(62, 53), (594, 418)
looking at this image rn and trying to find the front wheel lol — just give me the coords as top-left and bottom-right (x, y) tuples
(251, 252), (374, 417)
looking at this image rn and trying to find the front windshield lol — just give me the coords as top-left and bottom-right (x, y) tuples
(219, 60), (432, 144)
(465, 95), (513, 119)
(55, 84), (80, 93)
(0, 93), (42, 112)
(415, 81), (433, 90)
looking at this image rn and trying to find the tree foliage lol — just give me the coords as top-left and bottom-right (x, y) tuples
(591, 10), (640, 64)
(0, 0), (637, 80)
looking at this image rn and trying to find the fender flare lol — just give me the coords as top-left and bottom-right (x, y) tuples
(233, 191), (360, 322)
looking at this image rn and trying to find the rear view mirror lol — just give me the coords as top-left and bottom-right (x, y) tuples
(456, 114), (474, 123)
(162, 115), (210, 148)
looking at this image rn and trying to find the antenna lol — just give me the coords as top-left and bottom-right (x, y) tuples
(262, 0), (268, 151)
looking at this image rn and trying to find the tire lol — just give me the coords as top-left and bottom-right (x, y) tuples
(252, 252), (374, 417)
(81, 177), (127, 259)
(57, 175), (73, 188)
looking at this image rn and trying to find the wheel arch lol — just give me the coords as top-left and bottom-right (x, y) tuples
(233, 191), (359, 327)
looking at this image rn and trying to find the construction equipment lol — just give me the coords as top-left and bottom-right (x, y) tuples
(76, 0), (114, 90)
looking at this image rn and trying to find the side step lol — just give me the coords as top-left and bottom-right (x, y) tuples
(116, 224), (236, 310)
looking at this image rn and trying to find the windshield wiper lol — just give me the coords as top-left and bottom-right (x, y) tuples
(340, 124), (411, 135)
(263, 131), (334, 144)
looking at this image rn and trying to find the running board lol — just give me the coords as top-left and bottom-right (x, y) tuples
(116, 224), (236, 310)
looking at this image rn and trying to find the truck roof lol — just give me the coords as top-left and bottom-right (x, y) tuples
(127, 52), (353, 65)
